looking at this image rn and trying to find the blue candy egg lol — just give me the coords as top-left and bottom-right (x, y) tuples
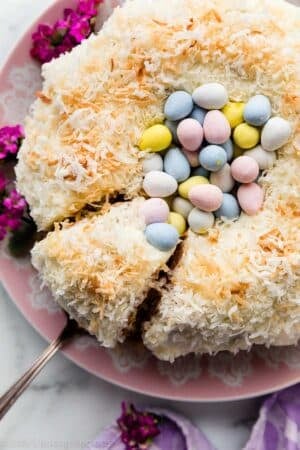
(145, 223), (179, 251)
(221, 138), (234, 161)
(192, 166), (209, 178)
(199, 145), (227, 172)
(164, 91), (194, 121)
(215, 193), (240, 220)
(190, 106), (206, 125)
(164, 147), (191, 182)
(243, 95), (271, 126)
(165, 119), (179, 144)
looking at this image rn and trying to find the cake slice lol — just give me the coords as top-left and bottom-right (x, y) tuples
(31, 198), (175, 347)
(143, 159), (300, 361)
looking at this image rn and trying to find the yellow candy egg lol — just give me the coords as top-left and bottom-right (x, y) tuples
(222, 102), (245, 128)
(168, 212), (186, 236)
(139, 124), (172, 152)
(233, 123), (260, 149)
(178, 176), (209, 199)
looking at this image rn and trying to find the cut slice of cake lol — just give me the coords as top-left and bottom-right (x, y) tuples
(31, 198), (175, 347)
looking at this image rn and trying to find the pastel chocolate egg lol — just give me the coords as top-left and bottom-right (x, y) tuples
(142, 153), (163, 173)
(140, 198), (169, 225)
(210, 163), (235, 192)
(244, 145), (276, 170)
(231, 156), (259, 183)
(189, 184), (223, 212)
(203, 110), (231, 145)
(145, 223), (179, 251)
(171, 197), (194, 218)
(165, 119), (179, 144)
(215, 193), (240, 220)
(190, 106), (207, 125)
(199, 145), (227, 172)
(164, 147), (191, 182)
(188, 208), (215, 234)
(237, 183), (264, 216)
(192, 83), (228, 110)
(168, 212), (187, 235)
(261, 117), (292, 151)
(221, 139), (234, 161)
(139, 124), (172, 152)
(182, 149), (200, 168)
(164, 91), (194, 121)
(192, 166), (209, 178)
(143, 171), (178, 197)
(222, 102), (245, 128)
(233, 123), (260, 149)
(177, 118), (203, 151)
(178, 176), (209, 199)
(243, 95), (271, 126)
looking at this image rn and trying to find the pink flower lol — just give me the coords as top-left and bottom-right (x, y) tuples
(0, 189), (27, 241)
(31, 0), (101, 64)
(0, 125), (24, 160)
(117, 403), (160, 450)
(3, 189), (27, 214)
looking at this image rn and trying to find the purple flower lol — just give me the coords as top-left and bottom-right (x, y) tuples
(117, 403), (160, 450)
(31, 0), (102, 64)
(3, 189), (27, 214)
(0, 189), (27, 240)
(0, 125), (24, 160)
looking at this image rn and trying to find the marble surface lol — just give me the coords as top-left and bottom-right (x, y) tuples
(0, 1), (267, 449)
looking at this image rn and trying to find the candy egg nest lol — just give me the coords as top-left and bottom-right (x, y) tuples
(139, 86), (291, 251)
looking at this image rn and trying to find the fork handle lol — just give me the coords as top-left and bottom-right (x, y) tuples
(0, 318), (80, 420)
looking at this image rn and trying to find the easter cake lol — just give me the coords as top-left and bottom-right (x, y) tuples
(17, 0), (300, 359)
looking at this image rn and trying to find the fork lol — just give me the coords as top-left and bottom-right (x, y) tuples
(0, 315), (83, 420)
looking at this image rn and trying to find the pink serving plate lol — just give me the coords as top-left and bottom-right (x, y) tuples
(0, 0), (299, 402)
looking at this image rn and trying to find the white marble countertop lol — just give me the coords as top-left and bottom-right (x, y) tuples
(0, 1), (264, 449)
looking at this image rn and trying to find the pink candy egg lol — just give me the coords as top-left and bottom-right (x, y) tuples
(182, 149), (200, 167)
(203, 110), (231, 145)
(188, 184), (223, 212)
(237, 183), (264, 215)
(177, 118), (203, 152)
(140, 198), (169, 224)
(231, 156), (259, 183)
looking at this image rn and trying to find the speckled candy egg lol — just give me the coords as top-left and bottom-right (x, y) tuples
(221, 139), (234, 161)
(190, 106), (207, 125)
(261, 117), (292, 151)
(145, 223), (179, 251)
(178, 176), (209, 199)
(189, 184), (223, 212)
(139, 124), (172, 152)
(244, 145), (276, 170)
(222, 102), (245, 128)
(168, 212), (186, 236)
(192, 83), (228, 110)
(231, 156), (259, 183)
(188, 208), (215, 234)
(171, 197), (194, 219)
(233, 123), (260, 149)
(182, 149), (200, 168)
(177, 118), (203, 151)
(210, 164), (235, 193)
(142, 153), (163, 173)
(164, 147), (191, 182)
(140, 198), (169, 225)
(243, 95), (271, 126)
(237, 183), (264, 216)
(203, 110), (231, 145)
(199, 145), (227, 172)
(215, 193), (240, 220)
(143, 171), (178, 197)
(164, 91), (194, 121)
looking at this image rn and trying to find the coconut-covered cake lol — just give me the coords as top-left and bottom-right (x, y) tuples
(17, 0), (300, 360)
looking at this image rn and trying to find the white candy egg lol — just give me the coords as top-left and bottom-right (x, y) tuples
(244, 145), (276, 170)
(210, 163), (235, 192)
(142, 153), (163, 173)
(261, 117), (292, 151)
(188, 208), (215, 234)
(192, 83), (228, 110)
(143, 171), (178, 198)
(171, 197), (194, 219)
